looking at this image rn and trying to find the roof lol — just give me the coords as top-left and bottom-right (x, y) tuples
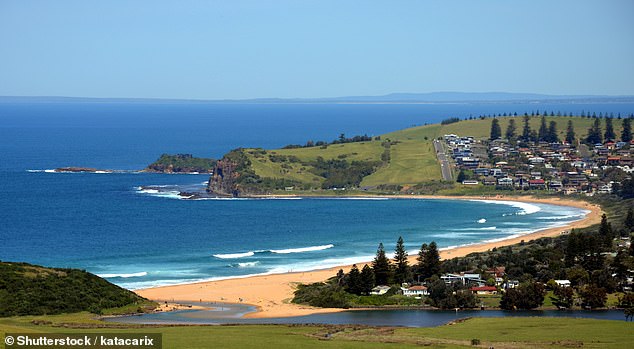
(529, 179), (545, 184)
(470, 286), (497, 291)
(406, 285), (428, 291)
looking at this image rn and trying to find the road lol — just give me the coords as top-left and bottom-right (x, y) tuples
(433, 139), (453, 181)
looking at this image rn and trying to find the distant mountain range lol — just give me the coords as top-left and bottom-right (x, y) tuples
(2, 92), (633, 104)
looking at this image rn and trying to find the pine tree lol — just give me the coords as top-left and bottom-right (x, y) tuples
(393, 236), (410, 284)
(599, 214), (613, 248)
(565, 120), (576, 144)
(585, 118), (603, 144)
(336, 269), (345, 287)
(622, 118), (632, 142)
(604, 117), (615, 141)
(505, 119), (516, 140)
(346, 264), (362, 295)
(490, 119), (502, 140)
(547, 121), (559, 143)
(521, 115), (531, 142)
(417, 241), (441, 279)
(372, 243), (392, 285)
(456, 170), (466, 183)
(624, 207), (634, 232)
(360, 264), (375, 294)
(538, 116), (548, 142)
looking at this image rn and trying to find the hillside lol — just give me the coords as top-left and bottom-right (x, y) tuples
(206, 115), (628, 196)
(144, 153), (215, 173)
(0, 262), (151, 316)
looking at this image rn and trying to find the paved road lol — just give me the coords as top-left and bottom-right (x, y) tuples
(433, 139), (453, 181)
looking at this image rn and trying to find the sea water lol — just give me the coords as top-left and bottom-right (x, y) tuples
(0, 101), (625, 290)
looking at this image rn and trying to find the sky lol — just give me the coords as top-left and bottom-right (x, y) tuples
(1, 0), (633, 99)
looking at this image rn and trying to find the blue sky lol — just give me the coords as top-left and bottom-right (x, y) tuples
(1, 0), (633, 99)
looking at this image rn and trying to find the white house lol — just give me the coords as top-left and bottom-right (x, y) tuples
(401, 285), (428, 297)
(370, 285), (391, 295)
(555, 280), (571, 288)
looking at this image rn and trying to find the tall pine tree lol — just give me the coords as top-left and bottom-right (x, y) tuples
(565, 120), (576, 144)
(521, 115), (531, 143)
(586, 118), (603, 144)
(490, 119), (502, 140)
(538, 116), (548, 142)
(417, 241), (441, 280)
(360, 264), (375, 295)
(547, 120), (559, 143)
(622, 118), (632, 142)
(346, 264), (362, 295)
(372, 243), (392, 285)
(393, 236), (411, 284)
(604, 117), (615, 141)
(505, 119), (516, 141)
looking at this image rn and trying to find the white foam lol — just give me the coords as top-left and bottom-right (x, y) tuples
(98, 271), (148, 278)
(213, 251), (254, 259)
(477, 218), (486, 223)
(270, 244), (334, 254)
(237, 261), (260, 268)
(44, 169), (56, 173)
(26, 169), (45, 173)
(471, 199), (541, 215)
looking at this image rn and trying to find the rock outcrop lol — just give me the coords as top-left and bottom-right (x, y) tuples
(206, 159), (241, 197)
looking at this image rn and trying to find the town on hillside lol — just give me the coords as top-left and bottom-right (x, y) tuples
(444, 115), (633, 196)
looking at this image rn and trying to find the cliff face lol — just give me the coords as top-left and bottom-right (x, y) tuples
(206, 159), (241, 197)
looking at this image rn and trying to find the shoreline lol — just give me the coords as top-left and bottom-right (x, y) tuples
(135, 195), (602, 319)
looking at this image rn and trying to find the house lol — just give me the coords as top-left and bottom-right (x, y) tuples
(401, 285), (428, 297)
(470, 286), (498, 295)
(441, 273), (485, 286)
(555, 280), (571, 288)
(529, 179), (546, 189)
(503, 280), (519, 289)
(462, 180), (479, 185)
(370, 285), (391, 295)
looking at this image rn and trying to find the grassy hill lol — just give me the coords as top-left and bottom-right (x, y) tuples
(0, 262), (152, 317)
(217, 116), (626, 193)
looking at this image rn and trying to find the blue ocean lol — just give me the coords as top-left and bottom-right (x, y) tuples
(0, 101), (630, 290)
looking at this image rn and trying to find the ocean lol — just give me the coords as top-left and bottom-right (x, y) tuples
(0, 101), (630, 290)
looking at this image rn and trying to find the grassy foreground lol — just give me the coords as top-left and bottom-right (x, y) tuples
(1, 314), (631, 348)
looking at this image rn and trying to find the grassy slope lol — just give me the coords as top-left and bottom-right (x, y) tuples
(241, 116), (625, 188)
(1, 314), (631, 349)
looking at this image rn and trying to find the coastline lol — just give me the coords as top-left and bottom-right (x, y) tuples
(135, 195), (602, 319)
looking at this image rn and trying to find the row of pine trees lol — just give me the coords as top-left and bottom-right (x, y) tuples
(337, 237), (441, 296)
(490, 115), (633, 144)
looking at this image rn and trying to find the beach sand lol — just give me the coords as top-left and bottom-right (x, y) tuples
(135, 195), (602, 318)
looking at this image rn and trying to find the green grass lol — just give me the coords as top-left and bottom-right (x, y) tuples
(2, 314), (631, 349)
(362, 140), (441, 186)
(231, 115), (626, 192)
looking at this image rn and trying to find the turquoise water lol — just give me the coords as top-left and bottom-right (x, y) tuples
(0, 102), (612, 290)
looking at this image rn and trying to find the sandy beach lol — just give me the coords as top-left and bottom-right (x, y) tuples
(136, 195), (602, 318)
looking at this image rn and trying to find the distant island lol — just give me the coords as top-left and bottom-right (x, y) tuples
(3, 92), (634, 104)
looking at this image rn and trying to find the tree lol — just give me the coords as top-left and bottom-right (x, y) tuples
(538, 116), (548, 142)
(579, 284), (607, 309)
(456, 169), (466, 183)
(585, 118), (603, 144)
(336, 269), (345, 287)
(417, 241), (441, 280)
(547, 121), (559, 143)
(360, 264), (375, 295)
(622, 118), (632, 142)
(552, 285), (574, 309)
(505, 119), (516, 141)
(625, 207), (634, 232)
(372, 243), (392, 285)
(346, 264), (363, 295)
(599, 214), (613, 247)
(393, 236), (411, 284)
(500, 281), (545, 310)
(604, 117), (616, 141)
(490, 119), (502, 140)
(565, 120), (576, 144)
(521, 115), (531, 142)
